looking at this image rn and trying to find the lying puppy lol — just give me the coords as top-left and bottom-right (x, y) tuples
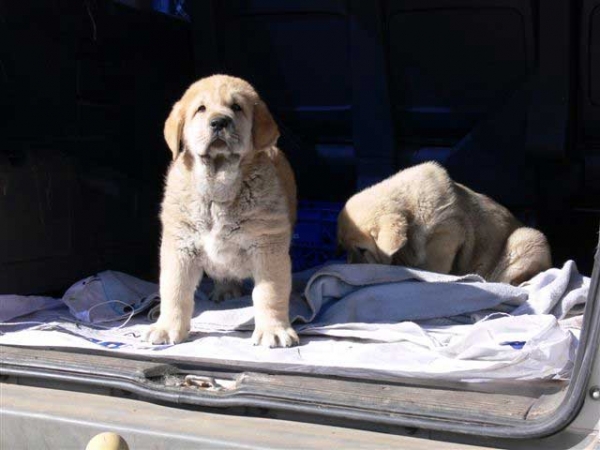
(144, 75), (299, 347)
(338, 162), (551, 285)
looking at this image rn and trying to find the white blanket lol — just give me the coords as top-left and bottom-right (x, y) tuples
(0, 261), (588, 382)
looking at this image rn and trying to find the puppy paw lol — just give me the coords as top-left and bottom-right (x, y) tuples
(209, 280), (243, 303)
(143, 318), (190, 345)
(252, 322), (299, 348)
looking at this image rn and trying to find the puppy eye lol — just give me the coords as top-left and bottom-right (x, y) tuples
(231, 103), (242, 112)
(197, 105), (206, 113)
(356, 247), (368, 255)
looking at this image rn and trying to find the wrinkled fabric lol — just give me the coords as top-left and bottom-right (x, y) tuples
(62, 271), (159, 323)
(1, 271), (158, 324)
(0, 295), (63, 322)
(0, 261), (589, 382)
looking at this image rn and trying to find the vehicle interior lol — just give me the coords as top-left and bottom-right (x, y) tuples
(1, 0), (599, 443)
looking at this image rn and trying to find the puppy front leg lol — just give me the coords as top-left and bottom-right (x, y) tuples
(144, 236), (202, 344)
(251, 249), (299, 348)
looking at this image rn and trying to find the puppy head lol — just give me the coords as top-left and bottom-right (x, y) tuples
(164, 75), (279, 167)
(337, 201), (408, 264)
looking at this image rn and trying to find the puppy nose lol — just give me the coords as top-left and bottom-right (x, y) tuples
(210, 116), (231, 131)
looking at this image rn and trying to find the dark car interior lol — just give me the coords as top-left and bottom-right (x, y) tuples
(2, 0), (600, 297)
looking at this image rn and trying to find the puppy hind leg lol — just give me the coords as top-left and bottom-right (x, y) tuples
(492, 227), (552, 285)
(210, 279), (244, 303)
(420, 223), (464, 275)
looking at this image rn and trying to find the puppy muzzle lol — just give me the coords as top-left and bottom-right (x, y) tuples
(198, 132), (235, 157)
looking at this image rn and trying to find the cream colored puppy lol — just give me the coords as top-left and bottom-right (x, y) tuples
(144, 75), (299, 347)
(338, 162), (552, 285)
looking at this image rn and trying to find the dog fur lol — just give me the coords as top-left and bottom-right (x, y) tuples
(338, 162), (552, 285)
(144, 75), (299, 347)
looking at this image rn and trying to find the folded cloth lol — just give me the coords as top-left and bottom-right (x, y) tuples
(300, 264), (526, 326)
(514, 260), (588, 319)
(1, 262), (585, 331)
(0, 261), (589, 382)
(0, 271), (159, 325)
(62, 271), (159, 323)
(186, 263), (526, 333)
(0, 295), (63, 323)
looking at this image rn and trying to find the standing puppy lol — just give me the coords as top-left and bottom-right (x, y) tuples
(338, 162), (552, 285)
(145, 75), (299, 347)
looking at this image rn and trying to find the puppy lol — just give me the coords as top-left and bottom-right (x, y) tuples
(338, 162), (551, 285)
(144, 75), (299, 347)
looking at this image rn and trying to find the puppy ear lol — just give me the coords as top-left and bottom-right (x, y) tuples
(252, 99), (280, 151)
(164, 101), (184, 159)
(371, 214), (407, 262)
